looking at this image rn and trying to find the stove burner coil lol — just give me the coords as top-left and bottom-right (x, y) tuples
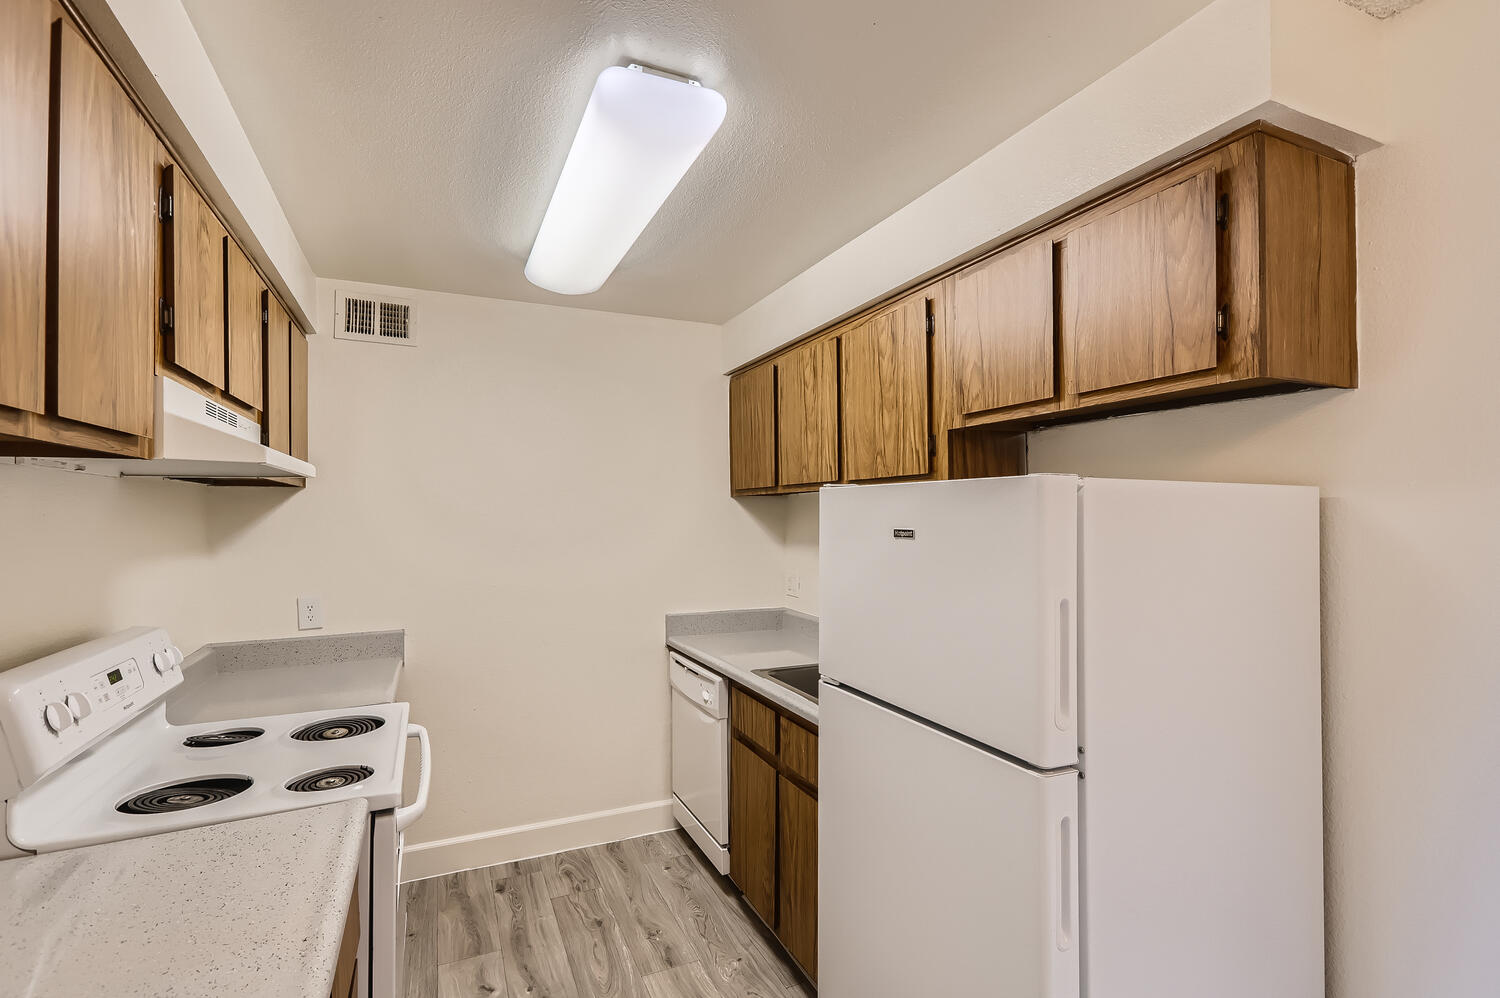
(290, 716), (385, 742)
(116, 776), (253, 815)
(182, 728), (264, 748)
(285, 766), (375, 793)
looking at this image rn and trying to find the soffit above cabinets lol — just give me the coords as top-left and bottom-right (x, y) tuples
(181, 0), (1214, 322)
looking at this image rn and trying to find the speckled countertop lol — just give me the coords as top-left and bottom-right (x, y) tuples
(0, 799), (368, 997)
(666, 608), (819, 724)
(168, 630), (404, 724)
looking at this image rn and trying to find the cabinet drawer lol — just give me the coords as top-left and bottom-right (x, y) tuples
(731, 688), (777, 755)
(779, 716), (817, 789)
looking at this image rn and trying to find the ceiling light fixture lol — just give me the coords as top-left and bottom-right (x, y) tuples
(524, 64), (727, 296)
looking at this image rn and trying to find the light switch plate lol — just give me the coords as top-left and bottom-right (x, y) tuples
(297, 596), (324, 630)
(784, 573), (801, 599)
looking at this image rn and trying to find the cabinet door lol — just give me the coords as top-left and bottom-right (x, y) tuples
(262, 294), (290, 452)
(729, 737), (776, 926)
(777, 776), (817, 981)
(0, 0), (49, 415)
(1062, 168), (1218, 394)
(225, 239), (265, 409)
(164, 163), (228, 388)
(53, 20), (157, 437)
(729, 363), (775, 491)
(290, 324), (309, 461)
(951, 239), (1054, 415)
(840, 292), (930, 481)
(777, 337), (839, 486)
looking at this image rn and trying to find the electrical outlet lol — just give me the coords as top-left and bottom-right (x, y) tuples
(297, 596), (324, 631)
(784, 573), (801, 599)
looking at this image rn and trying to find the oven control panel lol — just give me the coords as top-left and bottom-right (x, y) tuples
(0, 627), (183, 797)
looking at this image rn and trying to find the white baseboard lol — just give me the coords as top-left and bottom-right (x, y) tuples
(400, 799), (676, 883)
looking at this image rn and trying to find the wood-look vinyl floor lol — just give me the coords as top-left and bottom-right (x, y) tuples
(403, 829), (812, 998)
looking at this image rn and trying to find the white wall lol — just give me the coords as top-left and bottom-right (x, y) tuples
(759, 2), (1500, 995)
(781, 493), (821, 617)
(0, 282), (786, 877)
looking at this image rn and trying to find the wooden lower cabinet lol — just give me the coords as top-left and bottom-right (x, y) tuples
(777, 775), (818, 977)
(729, 736), (778, 925)
(728, 686), (818, 983)
(328, 887), (360, 998)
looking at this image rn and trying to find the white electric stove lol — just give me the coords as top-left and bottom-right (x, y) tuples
(0, 627), (431, 998)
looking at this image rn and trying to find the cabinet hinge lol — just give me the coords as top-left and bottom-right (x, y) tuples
(1216, 193), (1228, 230)
(160, 298), (174, 335)
(925, 310), (935, 336)
(158, 188), (173, 222)
(1215, 304), (1229, 338)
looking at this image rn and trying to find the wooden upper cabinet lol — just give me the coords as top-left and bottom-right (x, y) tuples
(0, 0), (49, 416)
(164, 164), (228, 389)
(290, 324), (309, 461)
(729, 363), (776, 491)
(841, 291), (931, 482)
(225, 239), (265, 409)
(1261, 135), (1357, 387)
(950, 238), (1055, 415)
(53, 19), (157, 437)
(262, 294), (291, 453)
(777, 775), (818, 980)
(777, 337), (839, 487)
(1062, 168), (1219, 394)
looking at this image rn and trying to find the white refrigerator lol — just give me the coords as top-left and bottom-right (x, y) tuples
(818, 475), (1324, 998)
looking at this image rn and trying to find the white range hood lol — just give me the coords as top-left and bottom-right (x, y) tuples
(28, 378), (315, 481)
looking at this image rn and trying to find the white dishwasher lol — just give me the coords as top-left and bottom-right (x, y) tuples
(669, 651), (730, 874)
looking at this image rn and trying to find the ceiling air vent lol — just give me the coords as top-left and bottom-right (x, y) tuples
(334, 290), (417, 346)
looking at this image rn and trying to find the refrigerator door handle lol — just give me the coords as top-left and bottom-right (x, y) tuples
(1057, 814), (1076, 952)
(1055, 597), (1075, 732)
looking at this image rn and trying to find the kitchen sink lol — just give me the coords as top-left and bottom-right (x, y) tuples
(752, 664), (821, 702)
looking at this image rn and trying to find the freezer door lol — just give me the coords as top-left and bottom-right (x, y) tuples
(820, 475), (1078, 768)
(819, 683), (1079, 998)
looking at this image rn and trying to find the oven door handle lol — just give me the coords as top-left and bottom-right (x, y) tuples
(395, 723), (431, 832)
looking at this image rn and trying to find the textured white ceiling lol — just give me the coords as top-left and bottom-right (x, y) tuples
(1338, 0), (1425, 17)
(182, 0), (1213, 322)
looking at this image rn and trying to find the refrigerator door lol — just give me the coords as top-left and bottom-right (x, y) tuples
(820, 475), (1079, 768)
(819, 683), (1079, 998)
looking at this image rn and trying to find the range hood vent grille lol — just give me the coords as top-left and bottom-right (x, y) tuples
(203, 398), (240, 428)
(336, 290), (416, 346)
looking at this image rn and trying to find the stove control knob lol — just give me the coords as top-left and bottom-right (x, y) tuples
(153, 650), (172, 675)
(64, 692), (92, 721)
(168, 645), (184, 667)
(42, 701), (73, 734)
